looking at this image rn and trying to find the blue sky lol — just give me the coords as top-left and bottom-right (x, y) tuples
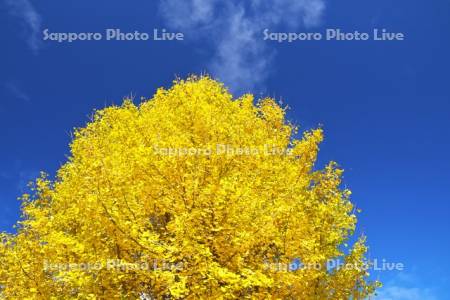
(1, 0), (449, 298)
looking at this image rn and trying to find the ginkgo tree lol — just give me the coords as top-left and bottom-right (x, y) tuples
(0, 76), (379, 299)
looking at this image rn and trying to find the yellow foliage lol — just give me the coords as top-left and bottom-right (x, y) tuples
(0, 76), (379, 299)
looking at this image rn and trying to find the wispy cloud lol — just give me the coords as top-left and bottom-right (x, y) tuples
(1, 160), (39, 192)
(4, 81), (31, 103)
(0, 172), (11, 180)
(159, 0), (325, 93)
(376, 273), (439, 300)
(4, 0), (42, 54)
(376, 286), (438, 300)
(17, 170), (39, 192)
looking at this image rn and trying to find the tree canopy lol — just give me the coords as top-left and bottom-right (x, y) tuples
(0, 76), (378, 299)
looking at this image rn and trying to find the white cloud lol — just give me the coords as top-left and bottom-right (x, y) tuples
(159, 0), (325, 93)
(159, 0), (220, 31)
(376, 273), (439, 300)
(376, 286), (438, 300)
(4, 0), (42, 54)
(4, 81), (31, 103)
